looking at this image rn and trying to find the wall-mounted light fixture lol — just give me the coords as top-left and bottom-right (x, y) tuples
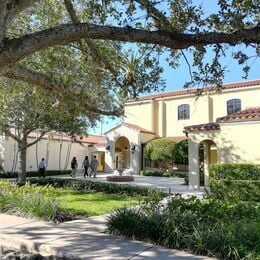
(130, 144), (136, 153)
(105, 145), (110, 150)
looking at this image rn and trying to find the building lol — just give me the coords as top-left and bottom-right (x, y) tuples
(1, 132), (105, 173)
(104, 79), (260, 185)
(1, 79), (260, 188)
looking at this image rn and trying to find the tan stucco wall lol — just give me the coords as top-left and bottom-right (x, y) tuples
(124, 85), (260, 138)
(2, 136), (90, 172)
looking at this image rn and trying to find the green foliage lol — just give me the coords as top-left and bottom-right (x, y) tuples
(209, 163), (260, 180)
(0, 181), (61, 221)
(209, 180), (260, 202)
(173, 140), (188, 165)
(145, 139), (176, 169)
(209, 163), (260, 202)
(0, 170), (71, 179)
(107, 196), (260, 259)
(143, 170), (187, 178)
(29, 178), (167, 197)
(0, 180), (144, 221)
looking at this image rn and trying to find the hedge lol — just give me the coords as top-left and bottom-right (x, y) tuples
(209, 180), (260, 202)
(209, 163), (260, 180)
(29, 178), (167, 197)
(0, 170), (71, 179)
(209, 163), (260, 202)
(143, 170), (187, 178)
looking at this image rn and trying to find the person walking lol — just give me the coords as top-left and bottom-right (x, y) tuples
(38, 158), (46, 178)
(91, 155), (98, 178)
(71, 156), (78, 178)
(82, 156), (90, 178)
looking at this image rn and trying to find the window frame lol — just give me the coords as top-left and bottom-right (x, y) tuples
(178, 104), (190, 120)
(226, 99), (241, 115)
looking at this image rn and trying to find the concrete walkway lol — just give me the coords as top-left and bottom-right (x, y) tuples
(0, 214), (213, 259)
(55, 173), (206, 198)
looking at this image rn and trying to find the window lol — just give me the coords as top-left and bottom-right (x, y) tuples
(178, 104), (190, 120)
(227, 99), (241, 115)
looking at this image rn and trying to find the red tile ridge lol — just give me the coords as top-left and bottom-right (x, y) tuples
(127, 79), (260, 103)
(123, 123), (156, 134)
(184, 122), (220, 132)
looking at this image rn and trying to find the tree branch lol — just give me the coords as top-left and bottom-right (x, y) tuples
(5, 65), (121, 116)
(27, 131), (47, 147)
(135, 0), (172, 29)
(63, 0), (121, 84)
(3, 127), (21, 143)
(0, 23), (259, 74)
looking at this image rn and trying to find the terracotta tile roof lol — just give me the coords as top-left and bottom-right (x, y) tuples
(144, 136), (187, 144)
(123, 123), (156, 134)
(28, 132), (105, 146)
(217, 107), (260, 123)
(184, 123), (220, 133)
(127, 79), (260, 103)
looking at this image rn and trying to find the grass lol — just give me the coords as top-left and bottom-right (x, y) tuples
(57, 189), (143, 217)
(0, 180), (144, 221)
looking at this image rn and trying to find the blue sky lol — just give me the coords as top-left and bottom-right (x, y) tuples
(89, 1), (259, 135)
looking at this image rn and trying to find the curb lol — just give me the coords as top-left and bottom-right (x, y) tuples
(0, 234), (80, 259)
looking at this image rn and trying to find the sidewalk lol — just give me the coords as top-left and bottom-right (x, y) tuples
(0, 214), (213, 259)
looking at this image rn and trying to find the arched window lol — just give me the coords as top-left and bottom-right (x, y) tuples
(178, 104), (190, 120)
(227, 99), (241, 115)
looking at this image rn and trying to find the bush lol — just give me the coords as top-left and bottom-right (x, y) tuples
(209, 163), (260, 202)
(209, 180), (260, 202)
(0, 170), (71, 179)
(144, 170), (187, 178)
(209, 163), (260, 180)
(29, 178), (167, 197)
(107, 196), (260, 259)
(0, 181), (62, 221)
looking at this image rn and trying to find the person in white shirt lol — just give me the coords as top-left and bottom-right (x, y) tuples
(38, 158), (46, 178)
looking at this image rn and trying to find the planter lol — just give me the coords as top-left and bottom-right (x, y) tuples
(106, 175), (134, 182)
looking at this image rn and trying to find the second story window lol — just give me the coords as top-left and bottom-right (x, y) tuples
(178, 104), (190, 120)
(227, 99), (241, 115)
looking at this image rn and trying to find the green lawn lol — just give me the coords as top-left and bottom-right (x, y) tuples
(57, 189), (143, 217)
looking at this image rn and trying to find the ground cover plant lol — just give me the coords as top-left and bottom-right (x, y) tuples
(143, 170), (187, 178)
(0, 180), (144, 222)
(29, 178), (167, 197)
(107, 196), (260, 259)
(0, 170), (71, 179)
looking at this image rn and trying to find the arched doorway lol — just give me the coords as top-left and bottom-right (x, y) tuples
(199, 139), (217, 186)
(115, 137), (130, 169)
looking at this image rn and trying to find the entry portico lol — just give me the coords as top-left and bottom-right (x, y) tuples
(105, 123), (156, 173)
(185, 107), (260, 189)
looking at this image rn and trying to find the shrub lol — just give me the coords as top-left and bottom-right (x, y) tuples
(0, 180), (62, 221)
(107, 196), (260, 259)
(28, 178), (167, 197)
(209, 180), (260, 202)
(0, 170), (71, 179)
(144, 170), (187, 178)
(209, 163), (260, 180)
(209, 163), (260, 202)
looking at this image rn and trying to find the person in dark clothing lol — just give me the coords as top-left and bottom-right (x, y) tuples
(82, 156), (90, 178)
(71, 157), (78, 178)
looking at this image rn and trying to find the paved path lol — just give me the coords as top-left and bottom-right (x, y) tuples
(0, 214), (213, 259)
(54, 173), (206, 198)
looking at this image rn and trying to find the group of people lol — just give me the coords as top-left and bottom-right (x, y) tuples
(38, 155), (99, 178)
(71, 155), (98, 178)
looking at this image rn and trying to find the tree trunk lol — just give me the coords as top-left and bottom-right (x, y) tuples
(18, 142), (27, 183)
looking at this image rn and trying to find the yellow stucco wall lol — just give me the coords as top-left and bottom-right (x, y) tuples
(124, 84), (260, 137)
(188, 121), (260, 188)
